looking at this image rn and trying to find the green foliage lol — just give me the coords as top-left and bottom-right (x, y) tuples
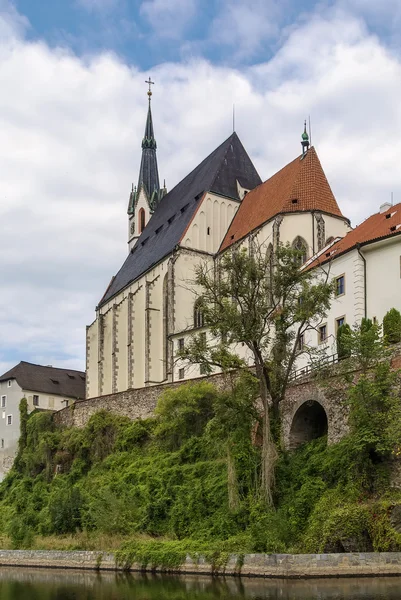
(154, 382), (216, 450)
(0, 343), (401, 560)
(336, 323), (351, 359)
(181, 243), (334, 410)
(383, 308), (401, 344)
(13, 398), (28, 472)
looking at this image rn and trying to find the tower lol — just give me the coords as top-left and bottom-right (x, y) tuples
(127, 78), (166, 251)
(301, 120), (310, 156)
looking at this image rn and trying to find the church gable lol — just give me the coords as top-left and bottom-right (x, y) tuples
(181, 192), (240, 254)
(220, 146), (347, 252)
(100, 132), (261, 307)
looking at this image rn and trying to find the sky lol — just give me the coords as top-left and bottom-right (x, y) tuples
(1, 0), (401, 374)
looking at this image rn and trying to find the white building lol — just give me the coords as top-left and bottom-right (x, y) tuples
(0, 362), (85, 476)
(293, 201), (401, 374)
(87, 90), (366, 396)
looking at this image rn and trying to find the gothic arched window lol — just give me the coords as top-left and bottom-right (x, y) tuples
(292, 236), (308, 266)
(193, 298), (205, 329)
(139, 208), (146, 233)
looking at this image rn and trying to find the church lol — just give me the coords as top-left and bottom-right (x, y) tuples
(86, 85), (401, 399)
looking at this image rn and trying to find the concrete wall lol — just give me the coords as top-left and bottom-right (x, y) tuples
(2, 549), (401, 577)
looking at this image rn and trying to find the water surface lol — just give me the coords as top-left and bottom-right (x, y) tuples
(0, 568), (400, 599)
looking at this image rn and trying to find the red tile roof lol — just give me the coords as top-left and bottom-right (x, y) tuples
(306, 202), (401, 270)
(220, 147), (345, 252)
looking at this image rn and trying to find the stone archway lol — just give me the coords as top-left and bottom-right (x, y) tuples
(289, 400), (328, 450)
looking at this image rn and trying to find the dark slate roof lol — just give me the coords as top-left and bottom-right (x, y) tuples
(0, 362), (85, 399)
(137, 100), (160, 207)
(100, 132), (261, 306)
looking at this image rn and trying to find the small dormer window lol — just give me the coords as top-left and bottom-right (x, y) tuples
(292, 198), (298, 204)
(51, 379), (59, 385)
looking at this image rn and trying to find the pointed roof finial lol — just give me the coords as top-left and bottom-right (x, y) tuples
(301, 119), (310, 156)
(145, 76), (154, 101)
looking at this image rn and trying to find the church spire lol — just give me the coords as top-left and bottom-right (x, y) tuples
(137, 77), (161, 210)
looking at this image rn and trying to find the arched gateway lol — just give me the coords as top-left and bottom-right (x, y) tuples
(288, 400), (328, 450)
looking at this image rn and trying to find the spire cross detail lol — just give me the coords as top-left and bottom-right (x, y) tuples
(145, 77), (154, 98)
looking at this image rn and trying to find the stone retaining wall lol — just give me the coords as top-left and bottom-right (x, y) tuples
(54, 372), (236, 429)
(1, 550), (401, 577)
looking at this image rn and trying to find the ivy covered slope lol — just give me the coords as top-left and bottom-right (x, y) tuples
(1, 323), (401, 560)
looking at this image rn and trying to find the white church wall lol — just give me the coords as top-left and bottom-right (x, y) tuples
(365, 236), (401, 323)
(184, 193), (240, 254)
(146, 264), (165, 384)
(294, 249), (361, 373)
(102, 307), (113, 395)
(116, 297), (128, 393)
(86, 319), (98, 399)
(324, 214), (351, 244)
(132, 281), (146, 388)
(128, 188), (151, 250)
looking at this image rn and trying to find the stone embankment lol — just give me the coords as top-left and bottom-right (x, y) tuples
(2, 550), (401, 578)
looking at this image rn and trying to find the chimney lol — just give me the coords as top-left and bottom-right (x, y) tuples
(380, 202), (392, 214)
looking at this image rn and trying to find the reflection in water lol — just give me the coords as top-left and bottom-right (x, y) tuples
(0, 568), (399, 599)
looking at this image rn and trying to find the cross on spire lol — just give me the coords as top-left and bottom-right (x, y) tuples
(145, 77), (154, 99)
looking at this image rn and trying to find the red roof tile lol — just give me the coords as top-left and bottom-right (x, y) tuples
(306, 202), (401, 270)
(220, 147), (345, 252)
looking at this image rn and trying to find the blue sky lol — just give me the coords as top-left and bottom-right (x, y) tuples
(14, 0), (401, 68)
(1, 0), (401, 373)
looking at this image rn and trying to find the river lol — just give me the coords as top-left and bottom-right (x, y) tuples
(0, 569), (400, 599)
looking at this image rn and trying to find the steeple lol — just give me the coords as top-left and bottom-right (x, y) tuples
(301, 120), (310, 156)
(137, 77), (161, 211)
(127, 78), (166, 251)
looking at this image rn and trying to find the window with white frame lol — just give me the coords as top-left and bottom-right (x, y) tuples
(1, 396), (6, 408)
(33, 395), (39, 407)
(7, 380), (11, 388)
(178, 368), (185, 380)
(6, 415), (12, 426)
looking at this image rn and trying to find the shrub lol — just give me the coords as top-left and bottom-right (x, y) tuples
(383, 308), (401, 344)
(336, 323), (351, 359)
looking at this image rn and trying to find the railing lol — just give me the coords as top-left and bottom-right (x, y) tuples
(289, 352), (339, 382)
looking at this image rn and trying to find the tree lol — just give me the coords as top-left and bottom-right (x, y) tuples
(337, 321), (401, 488)
(179, 242), (334, 504)
(13, 398), (28, 472)
(337, 323), (352, 360)
(383, 308), (401, 344)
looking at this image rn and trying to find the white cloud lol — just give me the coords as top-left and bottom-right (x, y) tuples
(1, 1), (401, 373)
(208, 0), (286, 59)
(0, 0), (28, 39)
